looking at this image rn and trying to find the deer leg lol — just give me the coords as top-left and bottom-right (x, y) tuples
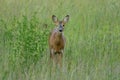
(58, 52), (63, 68)
(51, 49), (58, 68)
(50, 49), (55, 65)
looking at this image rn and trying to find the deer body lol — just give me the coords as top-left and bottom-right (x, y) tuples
(49, 15), (69, 67)
(49, 29), (65, 52)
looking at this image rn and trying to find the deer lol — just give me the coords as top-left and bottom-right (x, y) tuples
(49, 15), (69, 68)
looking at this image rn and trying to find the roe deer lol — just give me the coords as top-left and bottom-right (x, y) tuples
(49, 15), (69, 67)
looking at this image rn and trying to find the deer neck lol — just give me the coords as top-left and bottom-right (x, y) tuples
(55, 32), (63, 40)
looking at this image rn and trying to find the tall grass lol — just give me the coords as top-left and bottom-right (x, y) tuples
(0, 0), (120, 80)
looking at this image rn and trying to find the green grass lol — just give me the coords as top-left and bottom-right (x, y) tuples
(0, 0), (120, 80)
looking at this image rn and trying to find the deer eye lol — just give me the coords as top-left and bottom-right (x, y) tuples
(63, 25), (64, 26)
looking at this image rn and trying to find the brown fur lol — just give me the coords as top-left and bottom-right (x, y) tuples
(49, 15), (69, 67)
(49, 29), (65, 51)
(49, 29), (65, 67)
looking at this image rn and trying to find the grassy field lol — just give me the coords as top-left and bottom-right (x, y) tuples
(0, 0), (120, 80)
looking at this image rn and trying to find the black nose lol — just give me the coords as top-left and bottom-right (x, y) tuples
(59, 29), (62, 32)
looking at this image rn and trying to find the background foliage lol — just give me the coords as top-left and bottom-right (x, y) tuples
(0, 0), (120, 80)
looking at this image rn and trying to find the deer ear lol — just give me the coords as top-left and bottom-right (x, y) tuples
(63, 15), (69, 24)
(52, 15), (58, 23)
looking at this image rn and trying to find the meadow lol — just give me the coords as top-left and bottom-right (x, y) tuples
(0, 0), (120, 80)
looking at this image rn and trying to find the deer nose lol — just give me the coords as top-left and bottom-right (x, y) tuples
(59, 25), (63, 32)
(59, 29), (62, 32)
(59, 28), (63, 32)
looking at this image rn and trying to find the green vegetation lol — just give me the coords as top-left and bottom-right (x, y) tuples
(0, 0), (120, 80)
